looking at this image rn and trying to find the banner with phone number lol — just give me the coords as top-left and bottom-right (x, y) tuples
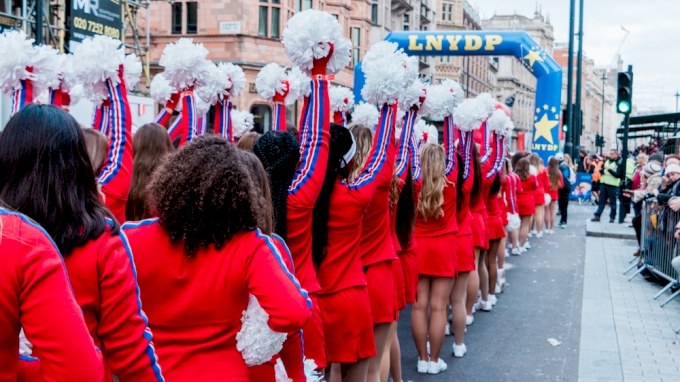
(70, 0), (122, 43)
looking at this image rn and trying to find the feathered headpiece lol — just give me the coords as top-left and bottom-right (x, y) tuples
(219, 63), (246, 97)
(150, 73), (176, 105)
(71, 35), (125, 104)
(232, 109), (255, 138)
(440, 79), (464, 108)
(0, 30), (36, 94)
(329, 85), (354, 113)
(285, 67), (311, 104)
(476, 92), (496, 119)
(256, 63), (288, 103)
(159, 38), (213, 90)
(196, 64), (232, 106)
(361, 41), (417, 105)
(453, 98), (487, 132)
(414, 119), (438, 145)
(351, 102), (380, 129)
(123, 54), (142, 91)
(398, 79), (427, 112)
(282, 10), (352, 76)
(422, 84), (454, 121)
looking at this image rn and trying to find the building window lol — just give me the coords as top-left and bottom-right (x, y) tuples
(186, 2), (197, 34)
(295, 0), (300, 11)
(371, 0), (378, 25)
(259, 6), (268, 36)
(304, 0), (312, 9)
(271, 7), (280, 38)
(352, 27), (360, 67)
(332, 14), (338, 20)
(403, 14), (409, 30)
(251, 104), (272, 133)
(171, 2), (182, 34)
(441, 2), (452, 21)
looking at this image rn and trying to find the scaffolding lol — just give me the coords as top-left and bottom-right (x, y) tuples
(0, 0), (152, 87)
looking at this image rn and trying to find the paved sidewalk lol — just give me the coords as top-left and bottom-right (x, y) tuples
(585, 219), (636, 240)
(579, 235), (680, 382)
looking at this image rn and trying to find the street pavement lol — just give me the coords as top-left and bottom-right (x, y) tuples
(396, 203), (680, 381)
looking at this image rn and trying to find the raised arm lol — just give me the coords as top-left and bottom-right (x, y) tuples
(248, 230), (312, 333)
(154, 92), (181, 127)
(167, 115), (182, 141)
(443, 115), (456, 177)
(92, 104), (110, 134)
(95, 229), (164, 381)
(458, 129), (475, 192)
(214, 98), (234, 141)
(10, 76), (34, 116)
(272, 102), (287, 132)
(287, 77), (330, 207)
(397, 109), (418, 182)
(99, 67), (134, 223)
(487, 132), (505, 179)
(48, 88), (62, 108)
(15, 216), (104, 381)
(177, 90), (199, 147)
(347, 103), (397, 202)
(477, 122), (492, 164)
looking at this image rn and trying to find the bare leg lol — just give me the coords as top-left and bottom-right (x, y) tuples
(465, 248), (480, 315)
(367, 322), (391, 382)
(428, 277), (455, 362)
(329, 363), (341, 382)
(497, 237), (506, 269)
(340, 359), (370, 382)
(449, 272), (470, 346)
(519, 216), (532, 246)
(549, 201), (557, 230)
(535, 205), (544, 234)
(486, 239), (500, 298)
(478, 249), (488, 302)
(510, 229), (519, 250)
(382, 323), (400, 382)
(411, 277), (431, 361)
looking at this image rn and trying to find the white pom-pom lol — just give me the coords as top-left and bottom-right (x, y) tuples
(440, 79), (464, 108)
(0, 30), (35, 94)
(395, 109), (406, 129)
(476, 92), (496, 119)
(123, 54), (142, 91)
(329, 85), (354, 113)
(159, 38), (213, 90)
(150, 73), (176, 105)
(398, 79), (426, 112)
(453, 98), (486, 132)
(232, 109), (255, 138)
(30, 45), (62, 96)
(59, 54), (79, 92)
(219, 63), (246, 97)
(196, 64), (232, 106)
(195, 95), (210, 117)
(282, 10), (351, 76)
(487, 109), (510, 132)
(361, 42), (413, 105)
(235, 295), (287, 366)
(67, 84), (83, 105)
(275, 359), (293, 382)
(414, 119), (438, 145)
(72, 35), (124, 104)
(544, 193), (552, 206)
(256, 63), (288, 103)
(351, 102), (380, 129)
(304, 359), (323, 382)
(422, 85), (454, 120)
(500, 120), (515, 137)
(285, 67), (311, 105)
(506, 213), (520, 232)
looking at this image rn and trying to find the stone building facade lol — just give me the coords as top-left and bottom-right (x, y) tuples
(481, 11), (554, 151)
(136, 0), (368, 131)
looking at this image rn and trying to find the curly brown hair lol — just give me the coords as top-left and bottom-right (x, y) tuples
(149, 135), (267, 256)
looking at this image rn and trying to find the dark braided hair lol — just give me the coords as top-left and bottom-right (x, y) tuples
(252, 131), (301, 240)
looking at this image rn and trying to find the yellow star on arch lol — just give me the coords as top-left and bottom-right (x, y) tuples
(523, 50), (545, 67)
(533, 114), (558, 144)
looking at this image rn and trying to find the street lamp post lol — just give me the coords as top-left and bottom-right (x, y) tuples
(675, 91), (679, 113)
(601, 73), (607, 155)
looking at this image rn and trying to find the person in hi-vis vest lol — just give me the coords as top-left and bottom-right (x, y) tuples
(592, 149), (623, 223)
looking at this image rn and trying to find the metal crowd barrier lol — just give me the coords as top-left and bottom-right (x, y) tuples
(624, 199), (680, 332)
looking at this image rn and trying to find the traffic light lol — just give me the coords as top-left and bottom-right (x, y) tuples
(595, 134), (605, 148)
(617, 71), (633, 114)
(562, 109), (568, 132)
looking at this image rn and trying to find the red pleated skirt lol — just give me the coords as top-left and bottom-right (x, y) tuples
(415, 232), (458, 278)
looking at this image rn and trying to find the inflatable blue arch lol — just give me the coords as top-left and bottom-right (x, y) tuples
(353, 30), (562, 163)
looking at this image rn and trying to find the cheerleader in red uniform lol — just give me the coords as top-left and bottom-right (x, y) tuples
(123, 135), (312, 381)
(0, 209), (104, 382)
(505, 159), (522, 255)
(545, 157), (564, 234)
(0, 103), (164, 381)
(529, 153), (547, 237)
(515, 157), (537, 250)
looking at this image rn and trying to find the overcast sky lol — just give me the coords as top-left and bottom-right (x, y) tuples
(473, 0), (680, 113)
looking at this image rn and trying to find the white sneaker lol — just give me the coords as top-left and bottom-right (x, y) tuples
(445, 323), (452, 336)
(507, 243), (513, 249)
(530, 229), (537, 236)
(519, 246), (527, 253)
(504, 249), (509, 258)
(417, 359), (429, 374)
(452, 343), (467, 358)
(511, 248), (521, 256)
(473, 299), (492, 311)
(488, 294), (497, 306)
(427, 358), (447, 375)
(426, 341), (430, 355)
(525, 241), (531, 249)
(549, 229), (555, 234)
(536, 232), (543, 238)
(471, 306), (476, 314)
(466, 314), (474, 325)
(495, 284), (502, 294)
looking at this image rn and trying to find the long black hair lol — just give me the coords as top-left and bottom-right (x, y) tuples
(252, 131), (300, 240)
(456, 151), (465, 211)
(471, 144), (482, 197)
(311, 123), (354, 268)
(0, 104), (118, 255)
(395, 165), (416, 249)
